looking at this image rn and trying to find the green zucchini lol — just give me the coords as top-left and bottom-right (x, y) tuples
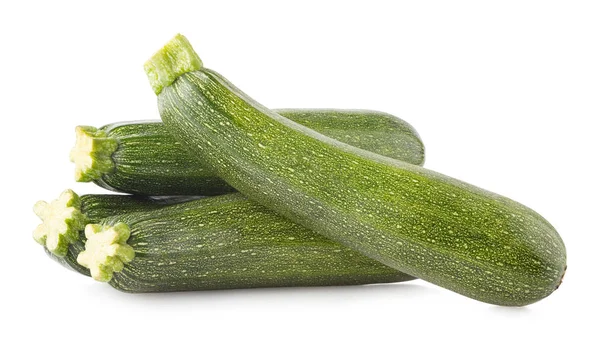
(146, 34), (567, 306)
(71, 109), (424, 196)
(34, 190), (196, 275)
(34, 191), (414, 290)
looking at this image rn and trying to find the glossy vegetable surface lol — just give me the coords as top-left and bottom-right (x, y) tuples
(71, 109), (424, 195)
(75, 194), (415, 291)
(37, 191), (196, 275)
(147, 34), (567, 306)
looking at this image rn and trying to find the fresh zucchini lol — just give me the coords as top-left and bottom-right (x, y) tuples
(35, 192), (414, 290)
(146, 34), (567, 306)
(71, 110), (424, 195)
(34, 190), (196, 275)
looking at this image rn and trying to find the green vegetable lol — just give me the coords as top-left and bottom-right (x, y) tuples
(34, 190), (86, 257)
(35, 191), (415, 288)
(71, 110), (424, 195)
(78, 223), (135, 282)
(75, 194), (414, 291)
(146, 34), (567, 306)
(35, 190), (196, 275)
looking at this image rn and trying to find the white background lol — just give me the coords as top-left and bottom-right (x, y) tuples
(1, 1), (598, 352)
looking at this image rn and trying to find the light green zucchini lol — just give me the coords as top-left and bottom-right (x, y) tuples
(71, 109), (424, 195)
(146, 34), (567, 306)
(35, 192), (414, 290)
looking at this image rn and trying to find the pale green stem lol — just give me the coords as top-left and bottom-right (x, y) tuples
(144, 34), (203, 95)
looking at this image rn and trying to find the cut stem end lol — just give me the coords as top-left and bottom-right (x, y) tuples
(77, 222), (135, 282)
(144, 33), (203, 95)
(33, 189), (87, 257)
(70, 126), (118, 182)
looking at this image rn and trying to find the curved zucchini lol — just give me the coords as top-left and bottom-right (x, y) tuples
(74, 194), (414, 291)
(146, 34), (567, 306)
(71, 109), (424, 196)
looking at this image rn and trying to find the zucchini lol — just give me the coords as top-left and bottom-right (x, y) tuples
(34, 190), (196, 275)
(146, 34), (567, 306)
(71, 110), (424, 196)
(34, 192), (414, 290)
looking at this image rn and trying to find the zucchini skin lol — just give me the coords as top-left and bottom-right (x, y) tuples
(45, 194), (198, 276)
(155, 66), (566, 306)
(90, 109), (424, 195)
(93, 122), (234, 196)
(92, 194), (414, 292)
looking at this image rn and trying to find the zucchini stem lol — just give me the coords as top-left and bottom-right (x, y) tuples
(33, 189), (87, 257)
(144, 34), (203, 95)
(69, 126), (118, 182)
(77, 223), (135, 282)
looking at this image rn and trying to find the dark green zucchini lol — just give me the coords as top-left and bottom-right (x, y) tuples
(146, 34), (567, 306)
(71, 109), (424, 195)
(34, 190), (197, 275)
(69, 194), (413, 290)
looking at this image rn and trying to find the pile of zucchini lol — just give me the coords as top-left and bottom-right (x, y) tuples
(34, 34), (566, 306)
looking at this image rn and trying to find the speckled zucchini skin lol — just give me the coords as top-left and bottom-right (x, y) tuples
(155, 66), (567, 306)
(48, 194), (415, 287)
(92, 194), (414, 292)
(93, 109), (424, 195)
(45, 194), (198, 276)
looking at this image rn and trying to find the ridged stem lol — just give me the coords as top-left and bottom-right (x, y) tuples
(77, 223), (135, 282)
(70, 126), (118, 182)
(33, 189), (87, 257)
(144, 34), (203, 95)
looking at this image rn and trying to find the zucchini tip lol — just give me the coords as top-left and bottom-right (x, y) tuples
(77, 222), (135, 282)
(33, 189), (87, 257)
(69, 126), (118, 182)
